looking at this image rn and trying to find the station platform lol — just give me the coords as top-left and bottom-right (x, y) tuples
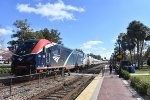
(76, 65), (139, 100)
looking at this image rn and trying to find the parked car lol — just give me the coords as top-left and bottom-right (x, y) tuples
(0, 56), (3, 64)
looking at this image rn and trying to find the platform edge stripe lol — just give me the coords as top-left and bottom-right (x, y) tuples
(90, 75), (104, 100)
(75, 73), (103, 100)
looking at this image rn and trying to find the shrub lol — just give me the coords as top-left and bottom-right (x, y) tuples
(147, 86), (150, 98)
(136, 80), (149, 94)
(131, 76), (150, 96)
(130, 77), (140, 88)
(120, 69), (130, 80)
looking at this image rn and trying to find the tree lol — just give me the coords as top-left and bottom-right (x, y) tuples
(7, 40), (17, 51)
(76, 49), (84, 53)
(145, 29), (150, 41)
(8, 19), (36, 50)
(88, 53), (102, 60)
(127, 20), (149, 69)
(37, 28), (62, 44)
(8, 19), (63, 50)
(115, 33), (126, 61)
(147, 58), (150, 66)
(145, 46), (150, 58)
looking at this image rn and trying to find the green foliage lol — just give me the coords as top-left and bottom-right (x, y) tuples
(131, 76), (150, 96)
(127, 20), (149, 69)
(145, 33), (150, 41)
(147, 86), (150, 98)
(117, 33), (128, 51)
(88, 53), (102, 60)
(144, 46), (150, 59)
(127, 20), (149, 41)
(0, 68), (11, 73)
(135, 69), (149, 74)
(36, 28), (62, 44)
(8, 19), (35, 50)
(130, 76), (140, 88)
(76, 49), (84, 53)
(147, 58), (150, 66)
(120, 69), (130, 80)
(8, 19), (63, 50)
(137, 80), (149, 94)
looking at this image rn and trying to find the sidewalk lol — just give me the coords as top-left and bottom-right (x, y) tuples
(98, 65), (137, 100)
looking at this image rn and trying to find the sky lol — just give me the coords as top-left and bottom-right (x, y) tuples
(0, 0), (150, 59)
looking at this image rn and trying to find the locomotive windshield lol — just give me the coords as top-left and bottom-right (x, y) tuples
(15, 40), (38, 55)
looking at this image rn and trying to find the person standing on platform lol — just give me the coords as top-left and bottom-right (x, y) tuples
(109, 64), (112, 74)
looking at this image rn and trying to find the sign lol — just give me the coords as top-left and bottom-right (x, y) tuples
(117, 54), (122, 59)
(53, 54), (60, 63)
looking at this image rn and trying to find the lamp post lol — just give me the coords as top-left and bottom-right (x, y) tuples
(112, 53), (114, 67)
(117, 39), (122, 77)
(118, 39), (121, 55)
(114, 48), (117, 70)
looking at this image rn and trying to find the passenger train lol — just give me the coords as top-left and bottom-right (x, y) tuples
(11, 39), (86, 75)
(11, 39), (102, 75)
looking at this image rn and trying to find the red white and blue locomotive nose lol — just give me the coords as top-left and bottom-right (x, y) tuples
(31, 39), (54, 54)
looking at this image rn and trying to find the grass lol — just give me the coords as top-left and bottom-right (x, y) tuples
(134, 65), (150, 74)
(0, 68), (11, 73)
(135, 69), (150, 74)
(135, 75), (150, 83)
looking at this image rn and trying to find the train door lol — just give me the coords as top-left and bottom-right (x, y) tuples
(46, 48), (51, 66)
(36, 48), (46, 68)
(42, 47), (46, 67)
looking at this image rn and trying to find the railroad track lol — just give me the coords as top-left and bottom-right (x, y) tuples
(0, 65), (103, 100)
(80, 64), (103, 74)
(31, 75), (94, 100)
(0, 75), (67, 100)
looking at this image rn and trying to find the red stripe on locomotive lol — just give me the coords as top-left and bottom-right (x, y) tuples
(31, 39), (53, 53)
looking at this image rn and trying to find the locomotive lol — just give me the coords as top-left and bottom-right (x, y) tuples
(11, 39), (85, 75)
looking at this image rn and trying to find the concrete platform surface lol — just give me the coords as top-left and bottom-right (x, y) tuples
(76, 65), (141, 100)
(98, 67), (137, 100)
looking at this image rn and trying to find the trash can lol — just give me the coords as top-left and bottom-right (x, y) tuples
(128, 66), (135, 73)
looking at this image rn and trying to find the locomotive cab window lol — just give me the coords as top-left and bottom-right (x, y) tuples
(16, 40), (38, 55)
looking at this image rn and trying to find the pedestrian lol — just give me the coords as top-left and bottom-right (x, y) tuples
(109, 64), (112, 74)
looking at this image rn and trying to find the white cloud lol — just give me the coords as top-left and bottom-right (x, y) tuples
(100, 51), (113, 59)
(0, 27), (12, 36)
(83, 40), (103, 49)
(17, 0), (85, 21)
(82, 48), (112, 59)
(80, 40), (113, 59)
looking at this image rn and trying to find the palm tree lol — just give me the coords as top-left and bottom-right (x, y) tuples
(145, 29), (150, 41)
(127, 20), (149, 69)
(126, 38), (136, 65)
